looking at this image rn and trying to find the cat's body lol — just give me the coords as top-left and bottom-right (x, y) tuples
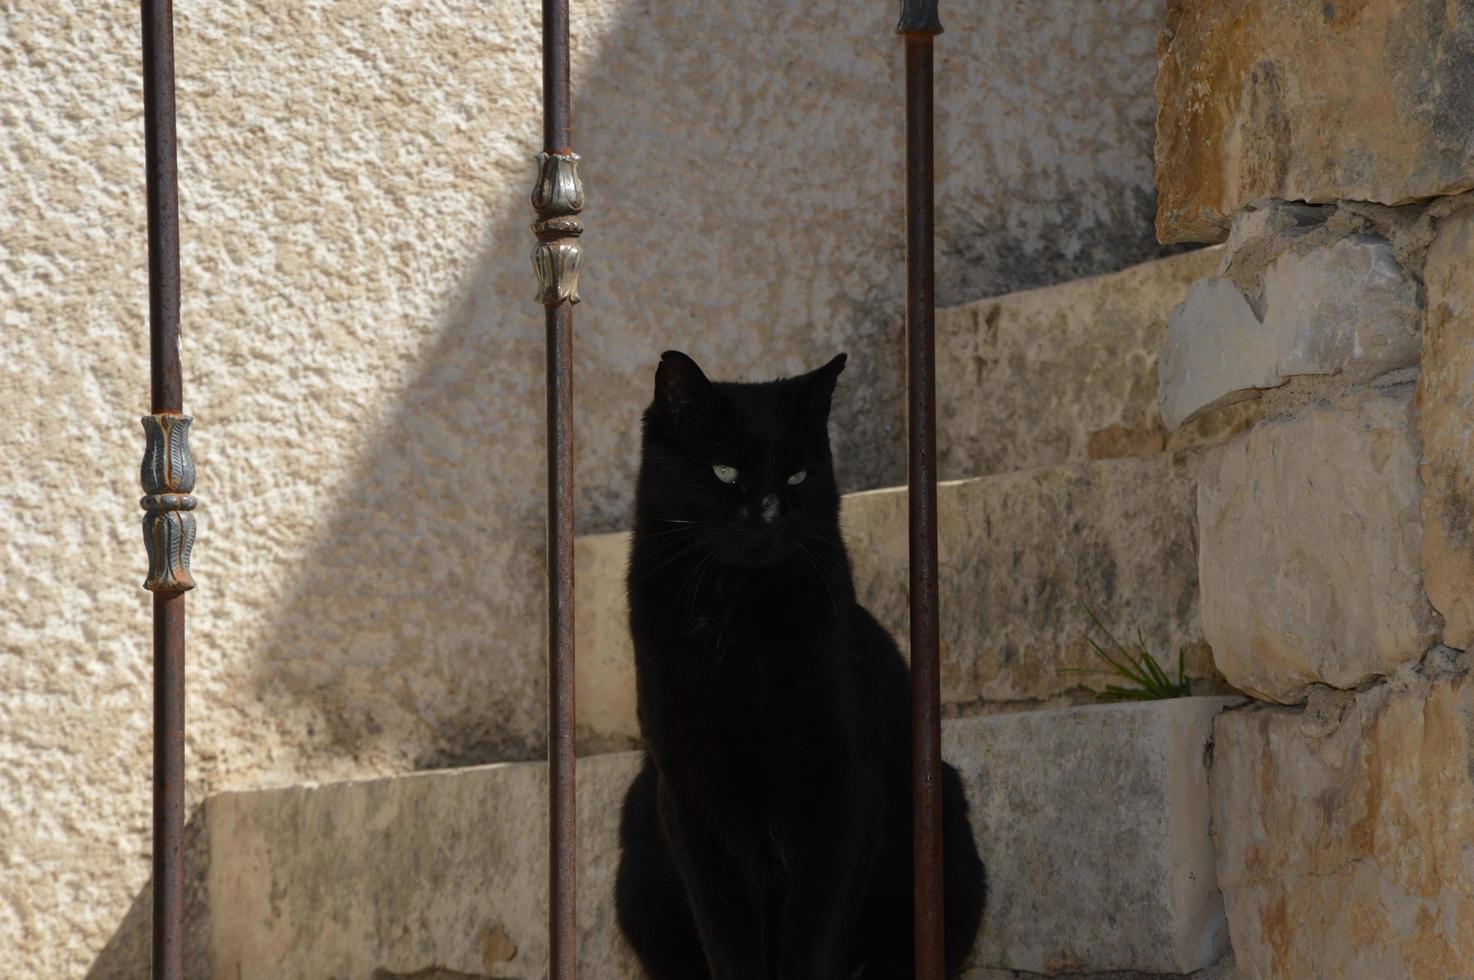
(614, 352), (985, 980)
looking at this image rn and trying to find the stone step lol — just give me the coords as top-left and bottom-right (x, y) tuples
(206, 697), (1236, 979)
(935, 245), (1254, 480)
(577, 451), (1214, 749)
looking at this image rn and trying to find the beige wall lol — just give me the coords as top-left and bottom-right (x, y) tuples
(0, 0), (1168, 973)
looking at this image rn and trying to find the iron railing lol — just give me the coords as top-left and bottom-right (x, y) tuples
(139, 2), (194, 979)
(531, 0), (584, 976)
(899, 4), (946, 977)
(133, 1), (944, 975)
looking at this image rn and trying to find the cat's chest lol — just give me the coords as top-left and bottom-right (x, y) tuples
(680, 600), (828, 669)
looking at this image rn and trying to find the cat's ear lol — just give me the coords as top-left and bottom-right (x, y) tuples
(795, 352), (847, 420)
(654, 350), (715, 424)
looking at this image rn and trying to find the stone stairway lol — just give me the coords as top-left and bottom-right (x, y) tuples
(575, 452), (1210, 750)
(207, 700), (1234, 979)
(200, 250), (1252, 979)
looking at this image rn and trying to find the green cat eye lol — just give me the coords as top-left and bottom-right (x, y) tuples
(713, 464), (739, 484)
(787, 470), (807, 485)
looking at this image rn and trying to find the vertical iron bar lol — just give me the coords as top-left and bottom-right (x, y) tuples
(141, 2), (186, 979)
(143, 0), (181, 414)
(543, 0), (571, 152)
(899, 2), (944, 978)
(546, 303), (576, 980)
(152, 594), (185, 980)
(533, 0), (581, 976)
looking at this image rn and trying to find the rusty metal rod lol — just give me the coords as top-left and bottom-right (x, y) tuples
(535, 0), (580, 976)
(143, 0), (182, 416)
(543, 0), (571, 153)
(141, 1), (186, 978)
(152, 594), (185, 980)
(546, 303), (577, 980)
(900, 1), (944, 977)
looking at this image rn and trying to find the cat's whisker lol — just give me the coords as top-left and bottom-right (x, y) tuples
(795, 543), (842, 623)
(672, 546), (720, 612)
(628, 531), (726, 586)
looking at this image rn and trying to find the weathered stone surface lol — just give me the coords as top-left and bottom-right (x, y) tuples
(937, 248), (1250, 478)
(207, 754), (646, 980)
(1155, 0), (1474, 243)
(966, 953), (1237, 980)
(208, 700), (1232, 978)
(1211, 653), (1474, 980)
(948, 699), (1234, 975)
(1261, 235), (1420, 375)
(1197, 387), (1439, 702)
(1261, 235), (1421, 380)
(1, 1), (1177, 972)
(1158, 236), (1421, 430)
(577, 454), (1208, 747)
(1419, 207), (1474, 650)
(1158, 278), (1277, 430)
(1216, 202), (1329, 274)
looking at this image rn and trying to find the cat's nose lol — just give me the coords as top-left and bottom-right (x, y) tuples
(760, 493), (780, 524)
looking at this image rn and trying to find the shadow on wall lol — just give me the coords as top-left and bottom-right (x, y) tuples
(241, 0), (1179, 778)
(85, 809), (209, 980)
(241, 0), (1179, 777)
(88, 0), (1173, 970)
(147, 0), (1181, 806)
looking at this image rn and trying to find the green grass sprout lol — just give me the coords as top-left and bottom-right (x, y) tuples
(1060, 604), (1191, 701)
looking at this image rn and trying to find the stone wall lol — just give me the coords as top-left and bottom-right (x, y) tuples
(1212, 650), (1474, 979)
(1155, 0), (1474, 243)
(1153, 4), (1474, 974)
(1, 1), (1176, 974)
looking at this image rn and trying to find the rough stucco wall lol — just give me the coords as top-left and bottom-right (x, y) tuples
(0, 1), (1170, 974)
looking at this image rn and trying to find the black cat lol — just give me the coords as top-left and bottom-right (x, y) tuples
(614, 351), (985, 980)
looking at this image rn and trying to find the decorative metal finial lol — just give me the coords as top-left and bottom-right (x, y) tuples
(531, 151), (585, 306)
(140, 414), (197, 592)
(897, 0), (943, 34)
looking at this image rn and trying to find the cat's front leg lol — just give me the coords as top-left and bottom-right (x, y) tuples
(657, 780), (770, 980)
(776, 781), (880, 980)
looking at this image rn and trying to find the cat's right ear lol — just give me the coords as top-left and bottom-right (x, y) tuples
(654, 350), (714, 424)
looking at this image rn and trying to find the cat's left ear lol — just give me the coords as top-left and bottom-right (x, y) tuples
(795, 353), (847, 420)
(654, 350), (716, 425)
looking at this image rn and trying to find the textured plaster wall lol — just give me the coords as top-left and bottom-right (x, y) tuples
(0, 0), (1170, 974)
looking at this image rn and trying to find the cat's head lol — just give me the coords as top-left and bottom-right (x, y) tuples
(636, 350), (847, 568)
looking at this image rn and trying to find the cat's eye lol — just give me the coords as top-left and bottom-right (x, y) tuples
(713, 464), (739, 484)
(787, 470), (807, 485)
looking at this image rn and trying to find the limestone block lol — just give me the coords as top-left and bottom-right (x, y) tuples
(208, 700), (1233, 978)
(1211, 657), (1474, 980)
(948, 698), (1234, 975)
(937, 248), (1238, 478)
(206, 754), (647, 980)
(1261, 235), (1421, 380)
(576, 454), (1206, 746)
(1158, 236), (1420, 430)
(1156, 0), (1474, 243)
(966, 957), (1236, 980)
(1158, 278), (1277, 431)
(1197, 388), (1439, 702)
(1419, 208), (1474, 650)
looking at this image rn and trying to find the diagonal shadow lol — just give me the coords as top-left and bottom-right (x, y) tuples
(86, 807), (209, 980)
(92, 0), (1175, 973)
(239, 0), (1177, 779)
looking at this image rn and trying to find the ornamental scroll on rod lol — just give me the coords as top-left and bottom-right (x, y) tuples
(531, 151), (585, 306)
(141, 414), (197, 592)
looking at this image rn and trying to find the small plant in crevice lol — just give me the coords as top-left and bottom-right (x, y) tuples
(1060, 605), (1192, 702)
